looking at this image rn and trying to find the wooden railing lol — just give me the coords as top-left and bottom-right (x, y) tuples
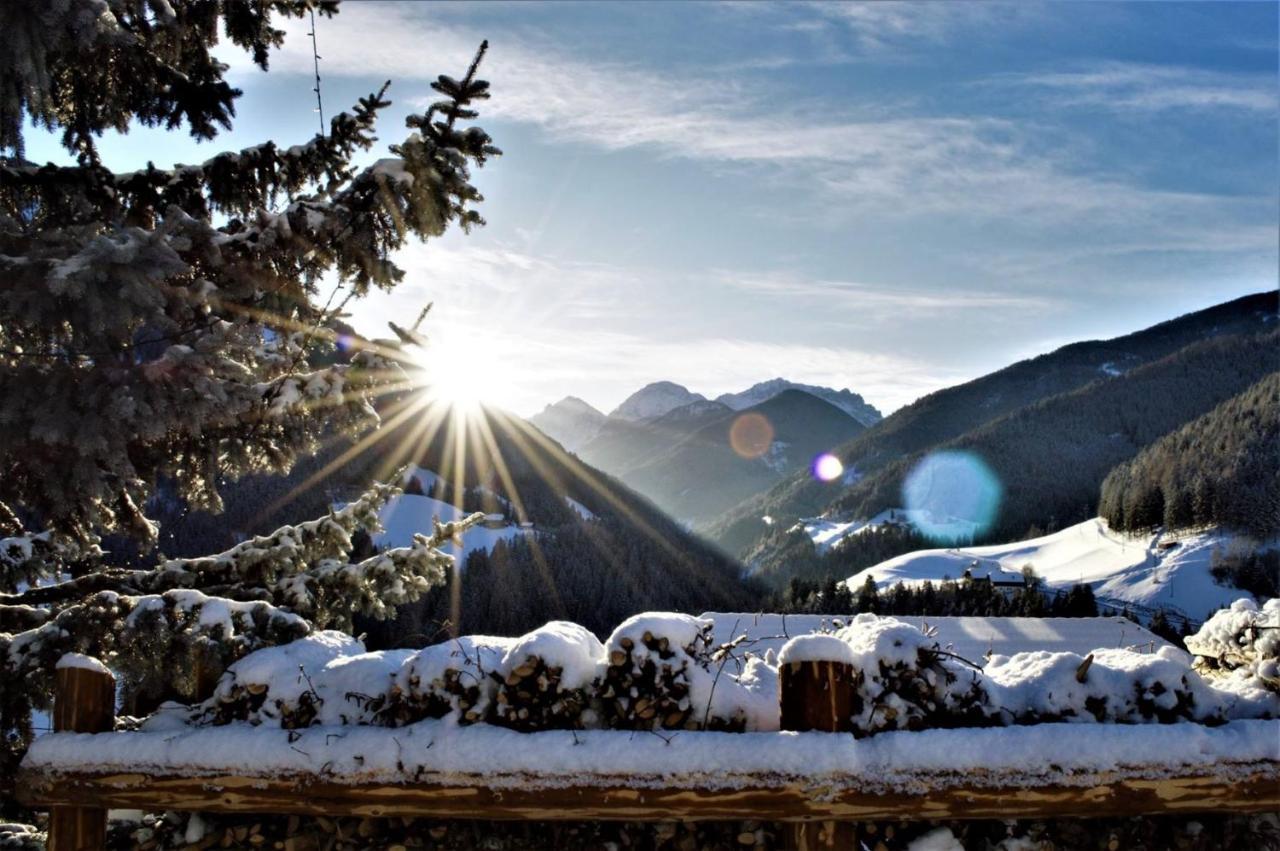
(20, 661), (1280, 851)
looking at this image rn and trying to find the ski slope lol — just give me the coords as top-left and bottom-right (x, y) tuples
(843, 518), (1257, 622)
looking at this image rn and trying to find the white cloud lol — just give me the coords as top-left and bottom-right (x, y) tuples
(260, 5), (1271, 235)
(800, 2), (1042, 51)
(990, 62), (1279, 114)
(344, 239), (965, 416)
(709, 270), (1058, 314)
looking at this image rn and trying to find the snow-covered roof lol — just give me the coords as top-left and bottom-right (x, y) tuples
(701, 612), (1175, 668)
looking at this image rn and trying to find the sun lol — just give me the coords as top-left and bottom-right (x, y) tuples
(407, 325), (516, 413)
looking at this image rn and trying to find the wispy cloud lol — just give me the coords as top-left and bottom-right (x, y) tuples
(709, 270), (1058, 314)
(799, 2), (1042, 51)
(348, 239), (964, 415)
(989, 61), (1279, 114)
(262, 5), (1269, 236)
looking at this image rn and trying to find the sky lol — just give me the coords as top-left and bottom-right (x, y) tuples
(24, 1), (1279, 416)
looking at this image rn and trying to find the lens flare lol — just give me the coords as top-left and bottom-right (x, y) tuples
(728, 412), (774, 459)
(812, 453), (844, 482)
(901, 450), (1001, 543)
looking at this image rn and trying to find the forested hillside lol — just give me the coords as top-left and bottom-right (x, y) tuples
(707, 292), (1278, 561)
(1099, 371), (1279, 538)
(140, 396), (763, 640)
(619, 390), (865, 524)
(577, 399), (733, 475)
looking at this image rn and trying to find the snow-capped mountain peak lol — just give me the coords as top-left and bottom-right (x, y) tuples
(716, 379), (882, 426)
(609, 381), (707, 422)
(528, 396), (607, 451)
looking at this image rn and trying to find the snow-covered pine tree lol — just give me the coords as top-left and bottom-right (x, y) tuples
(0, 0), (499, 824)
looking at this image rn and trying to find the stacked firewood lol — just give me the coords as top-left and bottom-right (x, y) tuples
(849, 641), (990, 737)
(102, 811), (1280, 851)
(487, 623), (602, 731)
(375, 639), (508, 727)
(833, 616), (990, 738)
(103, 812), (784, 851)
(196, 678), (322, 730)
(490, 653), (592, 731)
(598, 614), (748, 731)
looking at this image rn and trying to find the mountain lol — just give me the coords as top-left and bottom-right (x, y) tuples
(609, 381), (706, 421)
(1099, 371), (1279, 539)
(577, 399), (734, 475)
(140, 396), (763, 639)
(716, 379), (882, 427)
(528, 396), (606, 451)
(618, 390), (866, 525)
(705, 291), (1278, 580)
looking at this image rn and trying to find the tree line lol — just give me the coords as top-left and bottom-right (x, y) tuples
(1099, 372), (1279, 538)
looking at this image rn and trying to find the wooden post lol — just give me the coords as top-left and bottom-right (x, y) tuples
(48, 659), (115, 851)
(780, 659), (856, 850)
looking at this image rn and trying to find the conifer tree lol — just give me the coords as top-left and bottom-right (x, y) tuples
(0, 0), (500, 826)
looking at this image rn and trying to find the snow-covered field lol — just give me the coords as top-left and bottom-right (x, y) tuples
(842, 518), (1258, 622)
(374, 492), (532, 559)
(797, 509), (976, 554)
(363, 465), (534, 561)
(701, 612), (1173, 671)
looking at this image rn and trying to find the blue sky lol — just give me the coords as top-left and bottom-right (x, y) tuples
(26, 1), (1279, 415)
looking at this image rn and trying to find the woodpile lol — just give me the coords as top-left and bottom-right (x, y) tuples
(101, 811), (1280, 851)
(197, 680), (321, 730)
(490, 654), (592, 731)
(600, 625), (702, 730)
(375, 664), (490, 727)
(598, 615), (750, 731)
(849, 643), (989, 737)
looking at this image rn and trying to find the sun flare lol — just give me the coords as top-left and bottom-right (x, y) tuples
(408, 326), (517, 413)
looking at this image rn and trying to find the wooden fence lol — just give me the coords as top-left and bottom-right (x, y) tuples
(19, 661), (1280, 851)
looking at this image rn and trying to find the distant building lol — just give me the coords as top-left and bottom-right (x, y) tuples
(482, 513), (507, 529)
(961, 559), (1026, 594)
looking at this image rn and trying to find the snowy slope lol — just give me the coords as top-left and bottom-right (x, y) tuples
(799, 509), (922, 554)
(842, 518), (1259, 622)
(716, 379), (882, 426)
(609, 381), (706, 422)
(701, 612), (1174, 673)
(373, 493), (532, 561)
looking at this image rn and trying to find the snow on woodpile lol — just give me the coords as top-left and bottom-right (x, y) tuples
(491, 622), (603, 731)
(384, 635), (515, 726)
(35, 606), (1275, 780)
(703, 612), (1172, 671)
(984, 646), (1265, 724)
(20, 607), (1280, 790)
(600, 613), (775, 732)
(758, 612), (1276, 734)
(1185, 598), (1279, 698)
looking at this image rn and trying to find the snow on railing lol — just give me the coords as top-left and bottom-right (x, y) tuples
(19, 610), (1280, 851)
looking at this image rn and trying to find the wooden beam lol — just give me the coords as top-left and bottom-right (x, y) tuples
(19, 767), (1279, 823)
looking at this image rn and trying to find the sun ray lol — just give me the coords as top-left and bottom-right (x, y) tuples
(256, 388), (434, 521)
(468, 409), (568, 619)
